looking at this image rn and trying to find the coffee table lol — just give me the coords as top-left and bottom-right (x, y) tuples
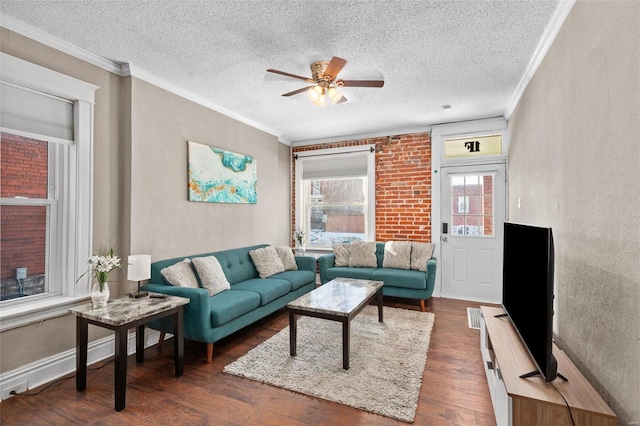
(287, 277), (383, 370)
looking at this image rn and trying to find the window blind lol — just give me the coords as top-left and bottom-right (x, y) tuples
(1, 81), (74, 144)
(300, 153), (369, 179)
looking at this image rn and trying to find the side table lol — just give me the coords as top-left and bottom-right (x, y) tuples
(69, 294), (189, 411)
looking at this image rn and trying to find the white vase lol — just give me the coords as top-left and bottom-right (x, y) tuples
(91, 282), (110, 308)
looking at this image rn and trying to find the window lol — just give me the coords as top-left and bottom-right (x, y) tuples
(450, 174), (494, 236)
(295, 146), (375, 250)
(0, 53), (97, 331)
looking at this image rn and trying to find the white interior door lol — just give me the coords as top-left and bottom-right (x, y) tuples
(440, 163), (505, 303)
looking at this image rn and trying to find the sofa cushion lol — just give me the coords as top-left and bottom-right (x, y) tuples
(269, 270), (315, 291)
(249, 246), (285, 278)
(382, 241), (412, 270)
(324, 266), (377, 282)
(410, 242), (436, 272)
(371, 268), (427, 290)
(210, 289), (261, 327)
(348, 242), (377, 267)
(160, 258), (199, 288)
(231, 278), (291, 306)
(333, 243), (350, 267)
(191, 256), (231, 296)
(274, 246), (298, 271)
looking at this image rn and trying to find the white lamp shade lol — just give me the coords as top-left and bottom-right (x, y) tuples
(128, 254), (151, 281)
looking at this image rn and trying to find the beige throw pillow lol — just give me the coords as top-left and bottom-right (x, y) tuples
(274, 246), (298, 271)
(410, 242), (436, 272)
(249, 246), (286, 278)
(348, 241), (378, 268)
(382, 241), (412, 270)
(191, 256), (231, 296)
(161, 258), (199, 288)
(333, 243), (350, 267)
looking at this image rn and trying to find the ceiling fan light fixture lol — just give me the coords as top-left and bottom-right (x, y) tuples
(307, 85), (323, 102)
(327, 87), (344, 104)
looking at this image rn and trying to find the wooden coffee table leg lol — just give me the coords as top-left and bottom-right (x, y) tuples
(376, 289), (383, 322)
(342, 318), (350, 370)
(289, 310), (297, 357)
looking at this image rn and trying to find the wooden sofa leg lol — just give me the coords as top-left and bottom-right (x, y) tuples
(206, 343), (214, 364)
(420, 300), (427, 312)
(158, 332), (166, 350)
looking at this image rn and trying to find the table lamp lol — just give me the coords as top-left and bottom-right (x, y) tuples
(128, 254), (151, 298)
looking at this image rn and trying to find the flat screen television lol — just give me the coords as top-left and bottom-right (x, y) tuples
(502, 222), (561, 382)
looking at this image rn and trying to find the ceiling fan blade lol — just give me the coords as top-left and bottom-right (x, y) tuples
(282, 87), (310, 97)
(324, 57), (347, 80)
(267, 69), (313, 83)
(339, 79), (385, 88)
(336, 95), (348, 104)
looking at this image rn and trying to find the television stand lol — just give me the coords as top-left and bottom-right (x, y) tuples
(480, 306), (617, 426)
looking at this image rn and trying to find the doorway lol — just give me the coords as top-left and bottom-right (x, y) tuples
(440, 163), (506, 303)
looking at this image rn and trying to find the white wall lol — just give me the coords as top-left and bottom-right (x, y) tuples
(507, 1), (640, 423)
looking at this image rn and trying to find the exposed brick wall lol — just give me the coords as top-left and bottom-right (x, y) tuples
(291, 132), (432, 244)
(1, 133), (48, 279)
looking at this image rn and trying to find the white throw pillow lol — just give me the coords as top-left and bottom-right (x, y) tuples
(191, 256), (231, 296)
(333, 243), (350, 267)
(348, 241), (378, 268)
(382, 241), (412, 270)
(249, 246), (286, 278)
(410, 242), (436, 272)
(161, 258), (199, 288)
(274, 246), (298, 271)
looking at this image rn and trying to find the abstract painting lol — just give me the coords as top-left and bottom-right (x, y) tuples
(188, 141), (257, 204)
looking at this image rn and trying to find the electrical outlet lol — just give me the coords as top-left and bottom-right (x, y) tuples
(1, 380), (28, 400)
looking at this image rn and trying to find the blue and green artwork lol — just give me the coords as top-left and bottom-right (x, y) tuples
(188, 141), (257, 204)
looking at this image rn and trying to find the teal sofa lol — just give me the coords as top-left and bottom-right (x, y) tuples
(318, 242), (436, 312)
(141, 244), (316, 363)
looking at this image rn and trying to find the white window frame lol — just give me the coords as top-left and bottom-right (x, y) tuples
(295, 145), (375, 250)
(0, 53), (98, 331)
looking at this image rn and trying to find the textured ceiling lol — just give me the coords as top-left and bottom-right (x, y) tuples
(0, 1), (560, 144)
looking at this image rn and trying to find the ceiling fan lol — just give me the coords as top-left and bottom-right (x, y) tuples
(267, 56), (384, 106)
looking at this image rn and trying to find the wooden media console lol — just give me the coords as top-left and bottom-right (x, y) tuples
(480, 306), (617, 426)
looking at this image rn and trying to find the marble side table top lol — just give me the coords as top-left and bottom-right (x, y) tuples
(68, 294), (189, 326)
(287, 277), (383, 316)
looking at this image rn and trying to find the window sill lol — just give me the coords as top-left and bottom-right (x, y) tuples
(0, 294), (90, 332)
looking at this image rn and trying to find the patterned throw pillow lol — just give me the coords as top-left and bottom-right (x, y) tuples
(274, 246), (298, 271)
(333, 243), (351, 267)
(382, 241), (412, 270)
(191, 256), (231, 296)
(348, 241), (378, 268)
(249, 246), (286, 278)
(410, 242), (436, 272)
(161, 258), (199, 288)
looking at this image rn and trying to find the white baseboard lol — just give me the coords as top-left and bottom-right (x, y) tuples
(0, 329), (169, 401)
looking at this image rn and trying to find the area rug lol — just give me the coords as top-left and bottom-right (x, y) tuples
(223, 306), (435, 423)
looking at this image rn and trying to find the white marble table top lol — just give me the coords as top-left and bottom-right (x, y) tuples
(68, 294), (189, 326)
(287, 277), (383, 317)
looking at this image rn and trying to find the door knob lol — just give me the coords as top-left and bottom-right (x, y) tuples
(442, 237), (448, 242)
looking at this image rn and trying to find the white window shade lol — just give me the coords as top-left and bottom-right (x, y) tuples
(1, 81), (74, 144)
(301, 154), (368, 179)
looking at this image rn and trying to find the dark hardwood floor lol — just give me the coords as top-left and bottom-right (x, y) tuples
(0, 297), (498, 425)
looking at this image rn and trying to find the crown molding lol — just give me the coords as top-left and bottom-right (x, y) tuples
(291, 125), (432, 147)
(504, 0), (576, 119)
(1, 15), (124, 76)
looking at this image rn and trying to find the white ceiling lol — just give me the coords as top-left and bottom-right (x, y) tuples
(0, 1), (561, 145)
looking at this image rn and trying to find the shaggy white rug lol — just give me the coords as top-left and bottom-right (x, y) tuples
(224, 305), (435, 423)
